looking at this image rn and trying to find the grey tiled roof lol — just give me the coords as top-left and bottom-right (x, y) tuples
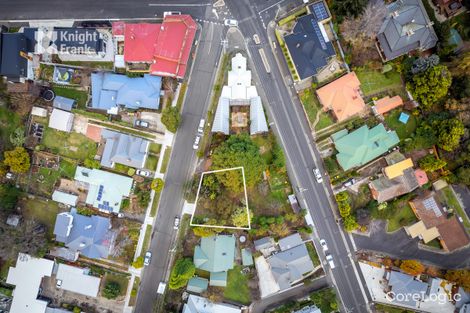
(100, 129), (150, 168)
(377, 0), (438, 60)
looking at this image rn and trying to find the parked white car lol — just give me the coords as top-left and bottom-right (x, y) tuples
(326, 254), (335, 269)
(136, 169), (151, 177)
(313, 168), (323, 183)
(253, 34), (260, 44)
(193, 135), (201, 150)
(157, 282), (166, 295)
(135, 120), (150, 128)
(174, 216), (180, 230)
(224, 19), (238, 27)
(319, 239), (328, 252)
(198, 119), (205, 134)
(144, 251), (152, 266)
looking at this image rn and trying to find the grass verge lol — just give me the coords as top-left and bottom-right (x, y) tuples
(224, 265), (251, 305)
(140, 225), (153, 257)
(160, 148), (172, 174)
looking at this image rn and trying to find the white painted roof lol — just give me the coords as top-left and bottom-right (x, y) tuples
(52, 190), (78, 206)
(6, 253), (54, 313)
(250, 97), (268, 135)
(49, 109), (74, 132)
(183, 295), (241, 313)
(31, 106), (48, 117)
(56, 264), (101, 297)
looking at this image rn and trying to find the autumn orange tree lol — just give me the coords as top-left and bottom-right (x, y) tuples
(400, 260), (425, 276)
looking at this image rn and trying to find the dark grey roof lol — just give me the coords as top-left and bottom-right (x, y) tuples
(53, 96), (75, 111)
(0, 33), (28, 81)
(284, 13), (336, 80)
(54, 210), (115, 259)
(268, 244), (314, 290)
(100, 129), (150, 169)
(387, 271), (429, 307)
(377, 0), (438, 61)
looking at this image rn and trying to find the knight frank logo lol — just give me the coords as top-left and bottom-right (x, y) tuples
(34, 28), (99, 54)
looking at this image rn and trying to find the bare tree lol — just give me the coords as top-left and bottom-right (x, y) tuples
(340, 0), (387, 46)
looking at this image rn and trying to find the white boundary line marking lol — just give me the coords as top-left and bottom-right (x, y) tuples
(190, 166), (251, 230)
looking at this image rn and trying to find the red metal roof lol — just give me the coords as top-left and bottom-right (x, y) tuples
(124, 23), (161, 62)
(122, 15), (197, 79)
(150, 15), (197, 79)
(112, 21), (126, 36)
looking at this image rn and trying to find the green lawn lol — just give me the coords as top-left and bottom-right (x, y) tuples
(149, 191), (161, 217)
(102, 273), (130, 297)
(355, 68), (404, 97)
(299, 88), (334, 131)
(224, 265), (251, 305)
(42, 128), (97, 160)
(305, 241), (320, 267)
(425, 239), (442, 249)
(160, 148), (172, 174)
(52, 86), (89, 109)
(145, 155), (158, 171)
(439, 186), (470, 230)
(149, 143), (162, 155)
(140, 225), (153, 257)
(387, 203), (417, 232)
(114, 163), (133, 176)
(22, 198), (62, 239)
(0, 106), (22, 151)
(375, 303), (415, 313)
(384, 109), (418, 140)
(59, 158), (78, 179)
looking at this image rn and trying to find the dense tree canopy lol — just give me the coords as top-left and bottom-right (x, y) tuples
(436, 118), (465, 151)
(418, 155), (447, 172)
(169, 258), (196, 290)
(400, 260), (425, 276)
(4, 147), (30, 173)
(330, 0), (368, 20)
(457, 167), (470, 186)
(161, 106), (181, 133)
(211, 134), (265, 192)
(445, 269), (470, 291)
(406, 65), (452, 109)
(9, 127), (26, 147)
(0, 184), (21, 212)
(231, 207), (249, 228)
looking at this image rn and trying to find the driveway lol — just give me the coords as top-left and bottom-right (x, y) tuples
(353, 220), (470, 269)
(452, 184), (470, 218)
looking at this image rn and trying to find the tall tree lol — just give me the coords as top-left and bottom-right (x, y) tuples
(211, 134), (265, 192)
(9, 127), (26, 147)
(330, 0), (368, 20)
(161, 106), (181, 133)
(406, 65), (452, 109)
(445, 270), (470, 291)
(437, 118), (465, 151)
(400, 260), (425, 276)
(418, 155), (447, 172)
(4, 147), (30, 173)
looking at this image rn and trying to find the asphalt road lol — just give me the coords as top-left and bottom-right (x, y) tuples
(224, 1), (371, 312)
(133, 19), (224, 312)
(0, 0), (210, 21)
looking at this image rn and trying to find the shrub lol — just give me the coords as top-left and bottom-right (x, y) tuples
(400, 260), (425, 276)
(169, 258), (195, 290)
(103, 281), (121, 299)
(132, 256), (144, 269)
(151, 178), (165, 192)
(161, 106), (181, 133)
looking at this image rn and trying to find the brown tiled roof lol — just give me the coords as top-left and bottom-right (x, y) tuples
(369, 168), (419, 203)
(85, 124), (102, 143)
(410, 193), (470, 251)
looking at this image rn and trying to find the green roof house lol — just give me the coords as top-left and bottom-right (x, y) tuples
(194, 235), (235, 287)
(332, 123), (399, 171)
(187, 277), (209, 293)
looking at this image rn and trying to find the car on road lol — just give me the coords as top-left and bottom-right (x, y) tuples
(326, 254), (335, 269)
(136, 169), (152, 177)
(135, 120), (150, 128)
(224, 19), (238, 27)
(163, 11), (181, 17)
(157, 282), (166, 295)
(313, 168), (323, 183)
(174, 216), (180, 230)
(319, 239), (328, 252)
(193, 135), (201, 150)
(198, 118), (205, 134)
(144, 251), (152, 266)
(253, 34), (260, 44)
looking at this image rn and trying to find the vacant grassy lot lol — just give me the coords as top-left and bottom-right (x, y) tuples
(224, 265), (251, 304)
(355, 68), (404, 97)
(384, 109), (418, 140)
(21, 197), (62, 239)
(42, 128), (97, 160)
(52, 86), (89, 109)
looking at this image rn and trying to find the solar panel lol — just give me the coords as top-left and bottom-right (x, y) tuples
(423, 197), (442, 217)
(311, 20), (327, 50)
(311, 2), (329, 21)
